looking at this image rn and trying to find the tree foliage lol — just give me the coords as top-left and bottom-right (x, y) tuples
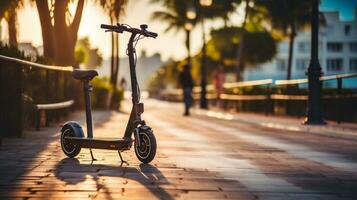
(75, 37), (103, 69)
(256, 0), (312, 80)
(206, 26), (276, 69)
(95, 0), (127, 90)
(151, 0), (200, 64)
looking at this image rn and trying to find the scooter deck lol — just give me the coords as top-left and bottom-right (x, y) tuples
(65, 137), (132, 150)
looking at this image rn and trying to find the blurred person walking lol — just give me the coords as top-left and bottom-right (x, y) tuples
(179, 64), (194, 116)
(119, 77), (127, 90)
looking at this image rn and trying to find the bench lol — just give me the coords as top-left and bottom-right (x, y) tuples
(36, 100), (74, 130)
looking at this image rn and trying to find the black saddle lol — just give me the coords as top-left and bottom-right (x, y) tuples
(72, 69), (98, 81)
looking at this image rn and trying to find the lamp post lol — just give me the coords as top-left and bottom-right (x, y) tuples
(185, 6), (196, 66)
(199, 0), (212, 109)
(304, 0), (325, 124)
(184, 21), (193, 65)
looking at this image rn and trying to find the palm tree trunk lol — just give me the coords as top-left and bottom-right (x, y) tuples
(36, 0), (83, 65)
(68, 0), (84, 67)
(185, 29), (191, 65)
(7, 12), (18, 47)
(236, 0), (250, 81)
(287, 25), (296, 80)
(53, 0), (71, 65)
(35, 0), (55, 60)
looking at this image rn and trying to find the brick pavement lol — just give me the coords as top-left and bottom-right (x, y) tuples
(1, 100), (357, 200)
(0, 110), (250, 200)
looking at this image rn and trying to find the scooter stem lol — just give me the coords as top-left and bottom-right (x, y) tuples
(83, 81), (93, 138)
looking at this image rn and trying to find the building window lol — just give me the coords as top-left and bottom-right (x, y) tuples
(327, 59), (343, 71)
(326, 25), (334, 34)
(327, 42), (343, 52)
(344, 25), (351, 36)
(350, 59), (357, 71)
(350, 43), (357, 52)
(298, 42), (310, 53)
(276, 59), (287, 70)
(296, 59), (309, 71)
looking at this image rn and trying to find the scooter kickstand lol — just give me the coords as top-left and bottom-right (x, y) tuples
(90, 149), (97, 161)
(118, 151), (128, 164)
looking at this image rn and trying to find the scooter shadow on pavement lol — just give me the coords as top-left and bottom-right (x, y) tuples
(54, 158), (174, 200)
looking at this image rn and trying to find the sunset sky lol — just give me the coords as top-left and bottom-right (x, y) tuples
(0, 0), (356, 61)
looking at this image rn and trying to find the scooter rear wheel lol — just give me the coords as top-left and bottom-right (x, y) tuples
(61, 126), (81, 158)
(135, 129), (157, 163)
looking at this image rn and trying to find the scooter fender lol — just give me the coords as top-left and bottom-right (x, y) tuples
(138, 125), (152, 132)
(61, 121), (85, 138)
(135, 125), (152, 148)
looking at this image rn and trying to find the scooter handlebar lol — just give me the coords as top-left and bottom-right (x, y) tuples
(100, 24), (117, 30)
(100, 23), (158, 38)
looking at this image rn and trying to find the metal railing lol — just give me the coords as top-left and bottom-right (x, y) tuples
(0, 54), (74, 136)
(274, 72), (357, 123)
(158, 72), (357, 124)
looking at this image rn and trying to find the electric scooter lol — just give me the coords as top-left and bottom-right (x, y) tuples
(60, 23), (158, 164)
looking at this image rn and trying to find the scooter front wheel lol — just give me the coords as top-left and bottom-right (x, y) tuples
(135, 129), (157, 163)
(61, 125), (82, 158)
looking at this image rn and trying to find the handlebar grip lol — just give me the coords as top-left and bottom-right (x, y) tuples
(145, 31), (158, 38)
(100, 24), (117, 30)
(149, 32), (158, 38)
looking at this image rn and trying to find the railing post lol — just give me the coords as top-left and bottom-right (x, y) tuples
(63, 71), (68, 115)
(55, 71), (60, 122)
(285, 85), (290, 116)
(265, 83), (271, 115)
(0, 61), (2, 145)
(0, 60), (23, 137)
(337, 78), (342, 124)
(45, 70), (49, 127)
(36, 109), (41, 131)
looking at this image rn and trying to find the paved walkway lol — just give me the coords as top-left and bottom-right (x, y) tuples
(1, 99), (357, 199)
(194, 105), (357, 140)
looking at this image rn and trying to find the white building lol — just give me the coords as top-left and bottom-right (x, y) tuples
(243, 10), (357, 87)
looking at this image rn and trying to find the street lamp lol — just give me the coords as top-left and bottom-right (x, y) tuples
(200, 0), (212, 7)
(186, 6), (197, 20)
(185, 4), (196, 66)
(184, 22), (193, 31)
(304, 0), (325, 124)
(199, 0), (212, 109)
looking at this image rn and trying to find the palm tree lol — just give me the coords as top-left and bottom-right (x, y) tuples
(96, 0), (127, 108)
(33, 0), (85, 65)
(235, 0), (250, 81)
(256, 0), (311, 80)
(199, 0), (237, 26)
(96, 0), (127, 88)
(234, 0), (270, 81)
(0, 0), (22, 47)
(151, 0), (196, 64)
